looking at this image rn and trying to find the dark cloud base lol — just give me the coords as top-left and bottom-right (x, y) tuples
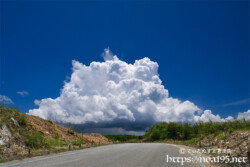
(61, 119), (155, 135)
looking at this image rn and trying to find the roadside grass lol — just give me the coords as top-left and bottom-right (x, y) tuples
(185, 138), (198, 146)
(71, 138), (84, 146)
(216, 135), (227, 141)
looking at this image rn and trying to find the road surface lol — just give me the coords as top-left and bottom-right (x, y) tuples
(0, 143), (205, 167)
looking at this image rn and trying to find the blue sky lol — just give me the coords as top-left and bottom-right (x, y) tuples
(1, 0), (249, 121)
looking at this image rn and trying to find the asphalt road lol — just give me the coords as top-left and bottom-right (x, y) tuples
(0, 143), (205, 167)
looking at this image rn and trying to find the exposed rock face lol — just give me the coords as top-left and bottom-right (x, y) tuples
(11, 117), (19, 127)
(0, 124), (11, 145)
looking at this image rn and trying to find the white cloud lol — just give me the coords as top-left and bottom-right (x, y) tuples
(237, 110), (250, 121)
(194, 110), (234, 122)
(17, 91), (29, 96)
(219, 98), (250, 107)
(34, 99), (41, 105)
(29, 49), (234, 131)
(0, 95), (14, 104)
(101, 47), (115, 61)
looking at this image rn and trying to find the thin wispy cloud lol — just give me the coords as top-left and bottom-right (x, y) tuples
(0, 95), (14, 104)
(218, 98), (250, 107)
(17, 91), (29, 97)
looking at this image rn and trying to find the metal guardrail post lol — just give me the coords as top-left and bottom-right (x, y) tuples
(247, 144), (250, 164)
(247, 151), (250, 164)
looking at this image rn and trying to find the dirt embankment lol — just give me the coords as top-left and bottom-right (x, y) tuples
(0, 114), (111, 162)
(28, 115), (111, 145)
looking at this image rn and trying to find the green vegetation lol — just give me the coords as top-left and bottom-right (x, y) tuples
(54, 132), (60, 140)
(44, 134), (67, 149)
(144, 120), (250, 142)
(104, 135), (141, 143)
(67, 128), (75, 135)
(25, 131), (44, 148)
(185, 138), (198, 146)
(71, 138), (84, 146)
(0, 105), (46, 149)
(0, 105), (83, 150)
(0, 105), (30, 147)
(1, 105), (250, 163)
(217, 135), (227, 140)
(0, 106), (109, 163)
(0, 105), (28, 129)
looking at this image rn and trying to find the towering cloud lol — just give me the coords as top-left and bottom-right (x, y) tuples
(29, 49), (236, 132)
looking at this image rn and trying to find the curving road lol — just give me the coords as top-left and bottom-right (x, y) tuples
(0, 143), (205, 167)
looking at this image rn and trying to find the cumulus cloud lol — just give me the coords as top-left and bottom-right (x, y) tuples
(17, 91), (29, 96)
(34, 99), (41, 105)
(29, 49), (233, 132)
(194, 110), (234, 122)
(101, 47), (115, 61)
(0, 95), (14, 105)
(237, 110), (250, 121)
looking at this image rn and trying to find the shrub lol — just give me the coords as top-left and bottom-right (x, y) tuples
(67, 128), (75, 135)
(25, 131), (44, 148)
(71, 138), (84, 146)
(217, 135), (227, 141)
(18, 114), (27, 126)
(0, 120), (3, 129)
(227, 127), (233, 133)
(185, 138), (197, 146)
(54, 132), (60, 140)
(199, 134), (205, 139)
(44, 138), (66, 148)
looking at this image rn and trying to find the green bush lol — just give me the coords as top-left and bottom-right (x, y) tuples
(227, 127), (233, 133)
(71, 138), (84, 146)
(67, 128), (75, 135)
(185, 138), (197, 146)
(217, 135), (227, 140)
(44, 138), (66, 148)
(199, 134), (205, 139)
(18, 114), (27, 126)
(54, 132), (60, 140)
(25, 131), (44, 148)
(0, 120), (3, 128)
